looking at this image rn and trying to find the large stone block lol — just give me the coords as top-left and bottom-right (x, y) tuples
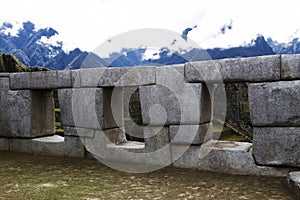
(9, 135), (65, 157)
(253, 127), (300, 167)
(186, 55), (280, 83)
(156, 64), (184, 85)
(281, 54), (300, 80)
(64, 136), (85, 158)
(172, 141), (292, 177)
(169, 123), (213, 145)
(140, 83), (211, 125)
(0, 78), (10, 136)
(0, 86), (55, 138)
(0, 138), (9, 151)
(249, 81), (300, 126)
(144, 126), (172, 166)
(58, 88), (123, 129)
(10, 70), (72, 89)
(79, 66), (156, 87)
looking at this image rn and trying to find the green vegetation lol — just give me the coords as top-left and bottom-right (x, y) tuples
(0, 54), (48, 72)
(0, 151), (295, 200)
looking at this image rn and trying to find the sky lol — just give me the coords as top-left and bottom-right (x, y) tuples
(1, 0), (300, 52)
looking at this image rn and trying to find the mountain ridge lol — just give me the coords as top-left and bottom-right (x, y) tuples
(0, 21), (299, 69)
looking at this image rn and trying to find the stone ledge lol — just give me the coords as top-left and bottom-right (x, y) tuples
(172, 141), (292, 177)
(287, 171), (300, 198)
(9, 135), (65, 157)
(79, 66), (156, 87)
(10, 70), (72, 90)
(185, 55), (280, 83)
(9, 135), (85, 158)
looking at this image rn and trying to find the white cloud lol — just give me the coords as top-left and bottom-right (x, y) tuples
(1, 0), (300, 51)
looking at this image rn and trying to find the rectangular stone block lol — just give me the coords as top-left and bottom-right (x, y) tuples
(169, 123), (212, 145)
(249, 81), (300, 126)
(80, 66), (156, 87)
(144, 126), (172, 166)
(58, 87), (123, 130)
(140, 83), (211, 125)
(0, 78), (10, 136)
(172, 141), (292, 177)
(83, 130), (145, 165)
(186, 55), (280, 83)
(253, 127), (300, 167)
(0, 138), (9, 151)
(281, 54), (300, 80)
(64, 136), (85, 158)
(156, 64), (184, 85)
(9, 135), (65, 157)
(1, 88), (55, 138)
(10, 70), (72, 89)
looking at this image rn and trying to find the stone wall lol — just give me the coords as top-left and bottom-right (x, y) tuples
(0, 54), (300, 176)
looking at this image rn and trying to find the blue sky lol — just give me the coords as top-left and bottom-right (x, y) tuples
(1, 0), (300, 51)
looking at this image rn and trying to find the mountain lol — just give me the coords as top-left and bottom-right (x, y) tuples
(0, 21), (297, 70)
(0, 21), (104, 70)
(267, 37), (300, 54)
(107, 35), (274, 67)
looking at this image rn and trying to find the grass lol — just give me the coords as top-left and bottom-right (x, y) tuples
(0, 151), (296, 200)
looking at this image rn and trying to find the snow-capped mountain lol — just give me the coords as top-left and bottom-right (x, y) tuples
(0, 21), (104, 70)
(0, 21), (297, 70)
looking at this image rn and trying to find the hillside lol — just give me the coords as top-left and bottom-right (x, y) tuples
(0, 54), (48, 72)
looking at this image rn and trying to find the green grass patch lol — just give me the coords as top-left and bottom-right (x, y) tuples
(0, 151), (294, 200)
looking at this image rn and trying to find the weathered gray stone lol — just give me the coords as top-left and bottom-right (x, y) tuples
(186, 55), (280, 83)
(281, 54), (300, 80)
(9, 135), (65, 157)
(80, 66), (156, 87)
(63, 126), (95, 138)
(124, 121), (144, 141)
(59, 88), (123, 129)
(287, 171), (300, 198)
(169, 123), (213, 145)
(143, 126), (172, 166)
(0, 87), (55, 138)
(104, 127), (127, 145)
(253, 127), (300, 167)
(71, 70), (81, 88)
(64, 136), (85, 158)
(0, 78), (10, 136)
(10, 71), (72, 89)
(172, 141), (292, 177)
(156, 64), (184, 85)
(0, 138), (9, 150)
(83, 130), (146, 166)
(140, 83), (211, 125)
(79, 68), (106, 87)
(249, 81), (300, 126)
